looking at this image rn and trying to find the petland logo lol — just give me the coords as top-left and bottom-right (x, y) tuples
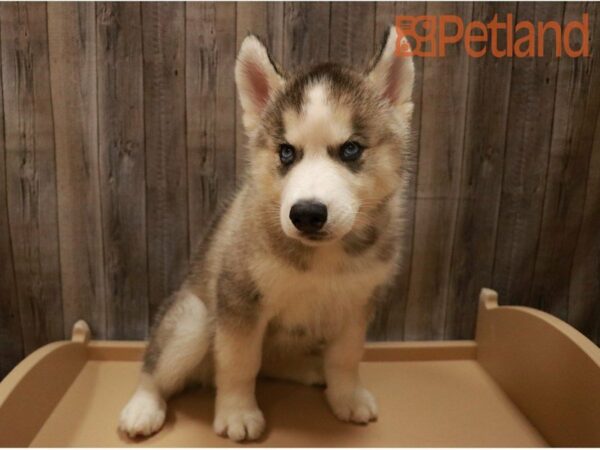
(396, 14), (589, 58)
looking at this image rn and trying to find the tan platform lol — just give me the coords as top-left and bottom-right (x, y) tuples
(0, 288), (599, 447)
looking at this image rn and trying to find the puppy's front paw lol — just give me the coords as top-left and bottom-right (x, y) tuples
(326, 386), (378, 424)
(119, 391), (166, 438)
(213, 407), (265, 442)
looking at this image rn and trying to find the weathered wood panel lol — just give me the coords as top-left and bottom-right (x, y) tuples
(492, 3), (565, 308)
(569, 108), (600, 344)
(186, 3), (237, 250)
(0, 3), (64, 353)
(47, 3), (106, 338)
(444, 2), (516, 339)
(97, 2), (148, 339)
(569, 2), (600, 343)
(142, 2), (189, 320)
(0, 27), (23, 377)
(530, 2), (600, 322)
(283, 2), (330, 69)
(329, 2), (376, 66)
(404, 2), (473, 340)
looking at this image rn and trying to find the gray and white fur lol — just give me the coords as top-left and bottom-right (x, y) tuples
(119, 26), (415, 442)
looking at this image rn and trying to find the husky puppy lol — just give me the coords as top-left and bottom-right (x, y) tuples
(119, 26), (414, 442)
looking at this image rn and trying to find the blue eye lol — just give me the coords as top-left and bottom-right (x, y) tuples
(279, 144), (296, 165)
(340, 141), (364, 162)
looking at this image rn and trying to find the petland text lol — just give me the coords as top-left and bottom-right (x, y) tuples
(396, 14), (589, 58)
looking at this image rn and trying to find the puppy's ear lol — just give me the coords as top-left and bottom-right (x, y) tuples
(235, 34), (284, 133)
(367, 26), (414, 114)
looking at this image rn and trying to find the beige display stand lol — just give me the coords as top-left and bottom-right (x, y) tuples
(0, 288), (599, 447)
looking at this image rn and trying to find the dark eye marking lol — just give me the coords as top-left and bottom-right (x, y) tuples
(277, 143), (303, 176)
(339, 141), (364, 162)
(279, 143), (296, 165)
(327, 140), (366, 173)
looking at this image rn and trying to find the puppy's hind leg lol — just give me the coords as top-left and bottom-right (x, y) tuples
(119, 290), (210, 438)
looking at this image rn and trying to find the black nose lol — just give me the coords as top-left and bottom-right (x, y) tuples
(289, 201), (328, 234)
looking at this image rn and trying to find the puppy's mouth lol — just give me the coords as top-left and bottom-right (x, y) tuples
(297, 230), (335, 245)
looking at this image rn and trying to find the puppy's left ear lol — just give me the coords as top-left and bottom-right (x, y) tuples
(236, 34), (284, 133)
(367, 26), (414, 116)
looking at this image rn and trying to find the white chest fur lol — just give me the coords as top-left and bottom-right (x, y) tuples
(251, 245), (394, 339)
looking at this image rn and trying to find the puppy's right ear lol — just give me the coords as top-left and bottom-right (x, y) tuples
(367, 26), (414, 117)
(235, 35), (284, 133)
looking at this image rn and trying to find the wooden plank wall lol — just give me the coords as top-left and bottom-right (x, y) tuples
(0, 2), (599, 377)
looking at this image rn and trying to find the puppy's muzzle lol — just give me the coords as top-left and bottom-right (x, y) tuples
(289, 200), (328, 235)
